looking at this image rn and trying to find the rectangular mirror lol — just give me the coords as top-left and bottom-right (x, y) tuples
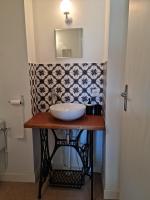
(55, 28), (83, 58)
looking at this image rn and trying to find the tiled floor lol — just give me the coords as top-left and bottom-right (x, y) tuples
(0, 174), (103, 200)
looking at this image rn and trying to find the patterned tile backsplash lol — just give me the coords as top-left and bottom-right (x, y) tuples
(29, 63), (104, 115)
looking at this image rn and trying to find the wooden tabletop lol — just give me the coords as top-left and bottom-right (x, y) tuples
(24, 112), (105, 131)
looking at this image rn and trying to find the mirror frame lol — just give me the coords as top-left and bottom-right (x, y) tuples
(54, 28), (83, 58)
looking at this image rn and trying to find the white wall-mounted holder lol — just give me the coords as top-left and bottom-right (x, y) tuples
(8, 95), (24, 105)
(8, 95), (25, 139)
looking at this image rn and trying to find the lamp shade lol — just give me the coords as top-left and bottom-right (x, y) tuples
(60, 0), (72, 13)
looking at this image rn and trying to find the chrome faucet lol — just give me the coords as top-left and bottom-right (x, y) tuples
(51, 88), (61, 104)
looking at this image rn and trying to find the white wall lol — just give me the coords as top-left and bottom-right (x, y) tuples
(105, 0), (129, 199)
(30, 0), (106, 63)
(24, 0), (36, 63)
(0, 0), (34, 182)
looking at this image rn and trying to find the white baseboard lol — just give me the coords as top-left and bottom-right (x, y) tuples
(104, 189), (119, 199)
(0, 172), (35, 182)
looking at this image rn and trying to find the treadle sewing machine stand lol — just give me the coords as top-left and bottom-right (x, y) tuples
(38, 128), (91, 199)
(24, 113), (105, 200)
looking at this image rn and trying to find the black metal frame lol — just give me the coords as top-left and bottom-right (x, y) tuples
(38, 129), (51, 199)
(38, 128), (94, 200)
(90, 130), (94, 200)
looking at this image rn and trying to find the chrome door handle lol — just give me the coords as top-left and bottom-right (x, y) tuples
(121, 84), (128, 111)
(121, 91), (128, 98)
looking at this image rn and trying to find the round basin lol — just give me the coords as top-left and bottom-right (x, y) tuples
(50, 103), (86, 121)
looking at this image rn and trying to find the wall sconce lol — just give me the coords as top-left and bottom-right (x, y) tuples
(60, 0), (72, 25)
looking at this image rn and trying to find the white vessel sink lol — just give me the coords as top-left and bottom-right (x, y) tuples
(50, 103), (86, 121)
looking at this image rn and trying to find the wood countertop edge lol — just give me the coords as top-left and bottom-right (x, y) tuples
(24, 124), (105, 131)
(24, 113), (105, 131)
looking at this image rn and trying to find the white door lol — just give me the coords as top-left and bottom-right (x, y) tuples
(120, 0), (150, 200)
